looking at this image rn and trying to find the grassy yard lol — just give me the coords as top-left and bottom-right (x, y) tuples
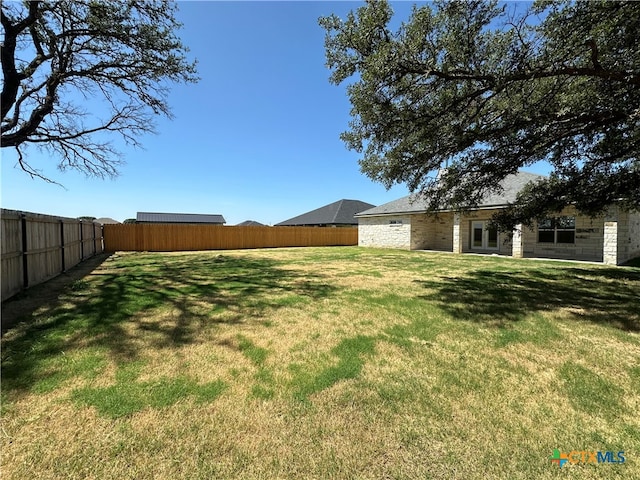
(1, 247), (639, 479)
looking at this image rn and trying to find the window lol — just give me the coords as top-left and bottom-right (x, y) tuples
(538, 216), (575, 244)
(389, 219), (403, 226)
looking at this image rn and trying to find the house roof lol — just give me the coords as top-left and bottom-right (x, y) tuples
(357, 171), (545, 217)
(276, 199), (376, 226)
(136, 212), (226, 224)
(236, 220), (265, 226)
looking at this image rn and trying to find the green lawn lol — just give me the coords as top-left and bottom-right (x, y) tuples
(2, 247), (639, 479)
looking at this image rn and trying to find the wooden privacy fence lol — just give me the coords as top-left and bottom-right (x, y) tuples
(103, 224), (357, 252)
(1, 209), (104, 301)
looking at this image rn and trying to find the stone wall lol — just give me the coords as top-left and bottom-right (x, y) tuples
(522, 206), (605, 262)
(409, 213), (454, 250)
(410, 215), (434, 250)
(616, 209), (640, 264)
(358, 216), (412, 249)
(359, 206), (636, 265)
(433, 213), (454, 251)
(627, 210), (640, 262)
(603, 219), (617, 265)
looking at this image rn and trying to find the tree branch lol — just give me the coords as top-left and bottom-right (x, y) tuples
(2, 0), (197, 180)
(401, 64), (639, 87)
(1, 2), (42, 120)
(584, 38), (602, 70)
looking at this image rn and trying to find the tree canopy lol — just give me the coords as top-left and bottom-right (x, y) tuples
(1, 0), (197, 180)
(320, 0), (640, 230)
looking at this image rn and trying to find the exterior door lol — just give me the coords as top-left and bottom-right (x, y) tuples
(471, 221), (498, 250)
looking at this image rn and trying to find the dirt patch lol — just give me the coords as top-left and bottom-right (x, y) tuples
(1, 253), (112, 334)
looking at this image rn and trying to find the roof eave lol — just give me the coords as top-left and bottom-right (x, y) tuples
(356, 203), (511, 218)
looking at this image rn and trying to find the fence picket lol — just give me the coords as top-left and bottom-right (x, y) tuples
(1, 209), (104, 301)
(103, 224), (357, 252)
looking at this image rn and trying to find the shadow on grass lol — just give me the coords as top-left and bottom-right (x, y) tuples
(1, 254), (112, 334)
(1, 252), (338, 398)
(415, 266), (640, 331)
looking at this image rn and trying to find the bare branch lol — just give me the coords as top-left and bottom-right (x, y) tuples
(13, 146), (64, 186)
(1, 0), (198, 181)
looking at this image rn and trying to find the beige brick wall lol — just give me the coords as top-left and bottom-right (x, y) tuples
(359, 206), (637, 264)
(358, 216), (411, 249)
(359, 213), (455, 251)
(628, 211), (640, 261)
(409, 213), (454, 251)
(410, 214), (434, 250)
(522, 206), (604, 262)
(433, 213), (454, 251)
(617, 209), (640, 264)
(363, 211), (511, 254)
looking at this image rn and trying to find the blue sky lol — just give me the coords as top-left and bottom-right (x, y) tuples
(1, 1), (542, 225)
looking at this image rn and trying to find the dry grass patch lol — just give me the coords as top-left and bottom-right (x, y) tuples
(2, 247), (639, 479)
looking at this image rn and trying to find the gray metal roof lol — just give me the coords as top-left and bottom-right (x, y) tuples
(276, 199), (376, 226)
(357, 171), (545, 217)
(136, 212), (226, 224)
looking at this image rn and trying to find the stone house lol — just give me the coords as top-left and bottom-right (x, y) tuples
(356, 172), (640, 265)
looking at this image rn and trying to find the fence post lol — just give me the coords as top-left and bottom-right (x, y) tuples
(21, 213), (29, 289)
(60, 219), (66, 273)
(79, 220), (84, 260)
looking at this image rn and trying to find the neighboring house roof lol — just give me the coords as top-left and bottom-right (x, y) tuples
(237, 220), (265, 226)
(276, 199), (376, 226)
(357, 171), (544, 217)
(136, 212), (226, 224)
(95, 217), (121, 224)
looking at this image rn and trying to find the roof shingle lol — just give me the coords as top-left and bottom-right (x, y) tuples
(276, 199), (375, 226)
(357, 171), (544, 217)
(236, 220), (265, 226)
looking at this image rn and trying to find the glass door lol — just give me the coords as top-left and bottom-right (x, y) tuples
(487, 225), (498, 249)
(471, 221), (499, 250)
(472, 222), (484, 248)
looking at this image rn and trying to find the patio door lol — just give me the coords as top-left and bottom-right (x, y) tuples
(471, 221), (498, 250)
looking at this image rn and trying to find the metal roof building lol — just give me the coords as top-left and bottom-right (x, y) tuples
(136, 212), (226, 224)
